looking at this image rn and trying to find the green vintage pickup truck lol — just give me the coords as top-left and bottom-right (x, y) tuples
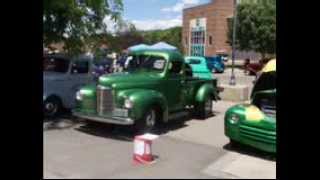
(73, 50), (219, 134)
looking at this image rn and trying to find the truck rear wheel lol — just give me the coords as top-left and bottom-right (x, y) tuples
(134, 108), (157, 135)
(196, 97), (213, 119)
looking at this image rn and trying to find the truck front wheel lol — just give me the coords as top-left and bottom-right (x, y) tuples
(134, 108), (157, 135)
(44, 96), (62, 118)
(196, 97), (213, 119)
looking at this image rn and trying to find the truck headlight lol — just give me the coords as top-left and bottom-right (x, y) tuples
(124, 99), (133, 109)
(229, 114), (240, 124)
(76, 91), (83, 101)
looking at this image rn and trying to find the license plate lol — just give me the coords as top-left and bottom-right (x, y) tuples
(113, 108), (128, 117)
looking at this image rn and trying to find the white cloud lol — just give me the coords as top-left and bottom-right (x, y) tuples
(161, 0), (200, 13)
(131, 17), (182, 31)
(103, 15), (181, 32)
(103, 16), (117, 33)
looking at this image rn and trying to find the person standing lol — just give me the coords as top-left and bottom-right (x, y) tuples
(244, 58), (250, 74)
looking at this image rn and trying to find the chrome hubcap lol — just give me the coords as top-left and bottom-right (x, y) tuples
(205, 99), (212, 114)
(146, 110), (156, 128)
(45, 102), (57, 114)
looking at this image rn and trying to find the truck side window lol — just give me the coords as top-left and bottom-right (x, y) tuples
(169, 61), (183, 75)
(71, 60), (89, 74)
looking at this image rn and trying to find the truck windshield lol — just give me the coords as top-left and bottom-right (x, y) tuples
(125, 55), (166, 73)
(43, 57), (70, 73)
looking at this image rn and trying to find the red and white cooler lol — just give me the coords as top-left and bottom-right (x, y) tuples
(133, 133), (159, 165)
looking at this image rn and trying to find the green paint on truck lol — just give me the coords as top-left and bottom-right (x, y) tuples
(73, 50), (220, 134)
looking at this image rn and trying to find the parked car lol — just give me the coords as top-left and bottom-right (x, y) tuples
(184, 56), (213, 80)
(43, 53), (94, 117)
(73, 50), (220, 134)
(205, 56), (225, 73)
(224, 59), (276, 153)
(245, 61), (264, 76)
(217, 53), (229, 62)
(244, 58), (271, 76)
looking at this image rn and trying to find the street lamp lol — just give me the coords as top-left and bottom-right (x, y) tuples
(229, 0), (238, 86)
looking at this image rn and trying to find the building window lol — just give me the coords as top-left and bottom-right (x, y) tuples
(190, 27), (205, 56)
(209, 36), (213, 45)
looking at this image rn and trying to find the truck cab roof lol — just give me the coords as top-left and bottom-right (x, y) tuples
(44, 53), (93, 62)
(128, 49), (183, 62)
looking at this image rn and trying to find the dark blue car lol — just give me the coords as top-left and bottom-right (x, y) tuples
(205, 56), (225, 73)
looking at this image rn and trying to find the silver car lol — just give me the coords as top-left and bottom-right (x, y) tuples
(43, 54), (94, 117)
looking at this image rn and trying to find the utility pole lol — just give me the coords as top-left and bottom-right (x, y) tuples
(229, 0), (238, 86)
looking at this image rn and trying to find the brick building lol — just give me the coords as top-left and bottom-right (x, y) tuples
(182, 0), (234, 57)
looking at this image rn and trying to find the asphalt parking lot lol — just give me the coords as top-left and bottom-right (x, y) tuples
(43, 69), (275, 179)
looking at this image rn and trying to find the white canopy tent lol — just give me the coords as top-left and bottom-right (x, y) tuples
(127, 44), (151, 52)
(149, 42), (177, 51)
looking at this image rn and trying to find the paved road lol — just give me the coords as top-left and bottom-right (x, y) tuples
(44, 100), (275, 179)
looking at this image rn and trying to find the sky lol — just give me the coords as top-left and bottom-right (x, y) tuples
(104, 0), (211, 31)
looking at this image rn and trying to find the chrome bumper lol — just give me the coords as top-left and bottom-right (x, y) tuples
(73, 112), (134, 125)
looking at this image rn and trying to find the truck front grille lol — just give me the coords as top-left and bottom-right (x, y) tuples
(96, 85), (114, 115)
(239, 125), (276, 144)
(260, 99), (276, 118)
(261, 105), (276, 118)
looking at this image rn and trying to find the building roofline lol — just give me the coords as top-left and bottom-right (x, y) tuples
(183, 2), (213, 12)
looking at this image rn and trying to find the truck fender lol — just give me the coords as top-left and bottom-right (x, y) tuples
(195, 83), (219, 103)
(119, 89), (169, 123)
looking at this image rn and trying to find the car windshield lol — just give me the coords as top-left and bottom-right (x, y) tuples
(188, 59), (201, 64)
(43, 57), (70, 73)
(125, 55), (166, 73)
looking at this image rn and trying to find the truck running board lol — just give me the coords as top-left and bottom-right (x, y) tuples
(168, 111), (190, 121)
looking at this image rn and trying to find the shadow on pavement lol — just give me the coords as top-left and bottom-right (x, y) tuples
(44, 110), (79, 130)
(223, 142), (276, 162)
(73, 113), (201, 141)
(74, 117), (191, 142)
(75, 122), (134, 142)
(46, 110), (219, 142)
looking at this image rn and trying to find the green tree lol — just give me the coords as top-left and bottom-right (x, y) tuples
(85, 21), (144, 55)
(227, 0), (276, 58)
(43, 0), (123, 55)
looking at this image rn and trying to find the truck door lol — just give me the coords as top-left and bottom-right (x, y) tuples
(181, 64), (196, 106)
(166, 61), (184, 112)
(67, 59), (91, 107)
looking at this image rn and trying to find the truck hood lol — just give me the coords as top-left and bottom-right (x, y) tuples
(98, 71), (162, 88)
(43, 72), (67, 81)
(228, 104), (276, 131)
